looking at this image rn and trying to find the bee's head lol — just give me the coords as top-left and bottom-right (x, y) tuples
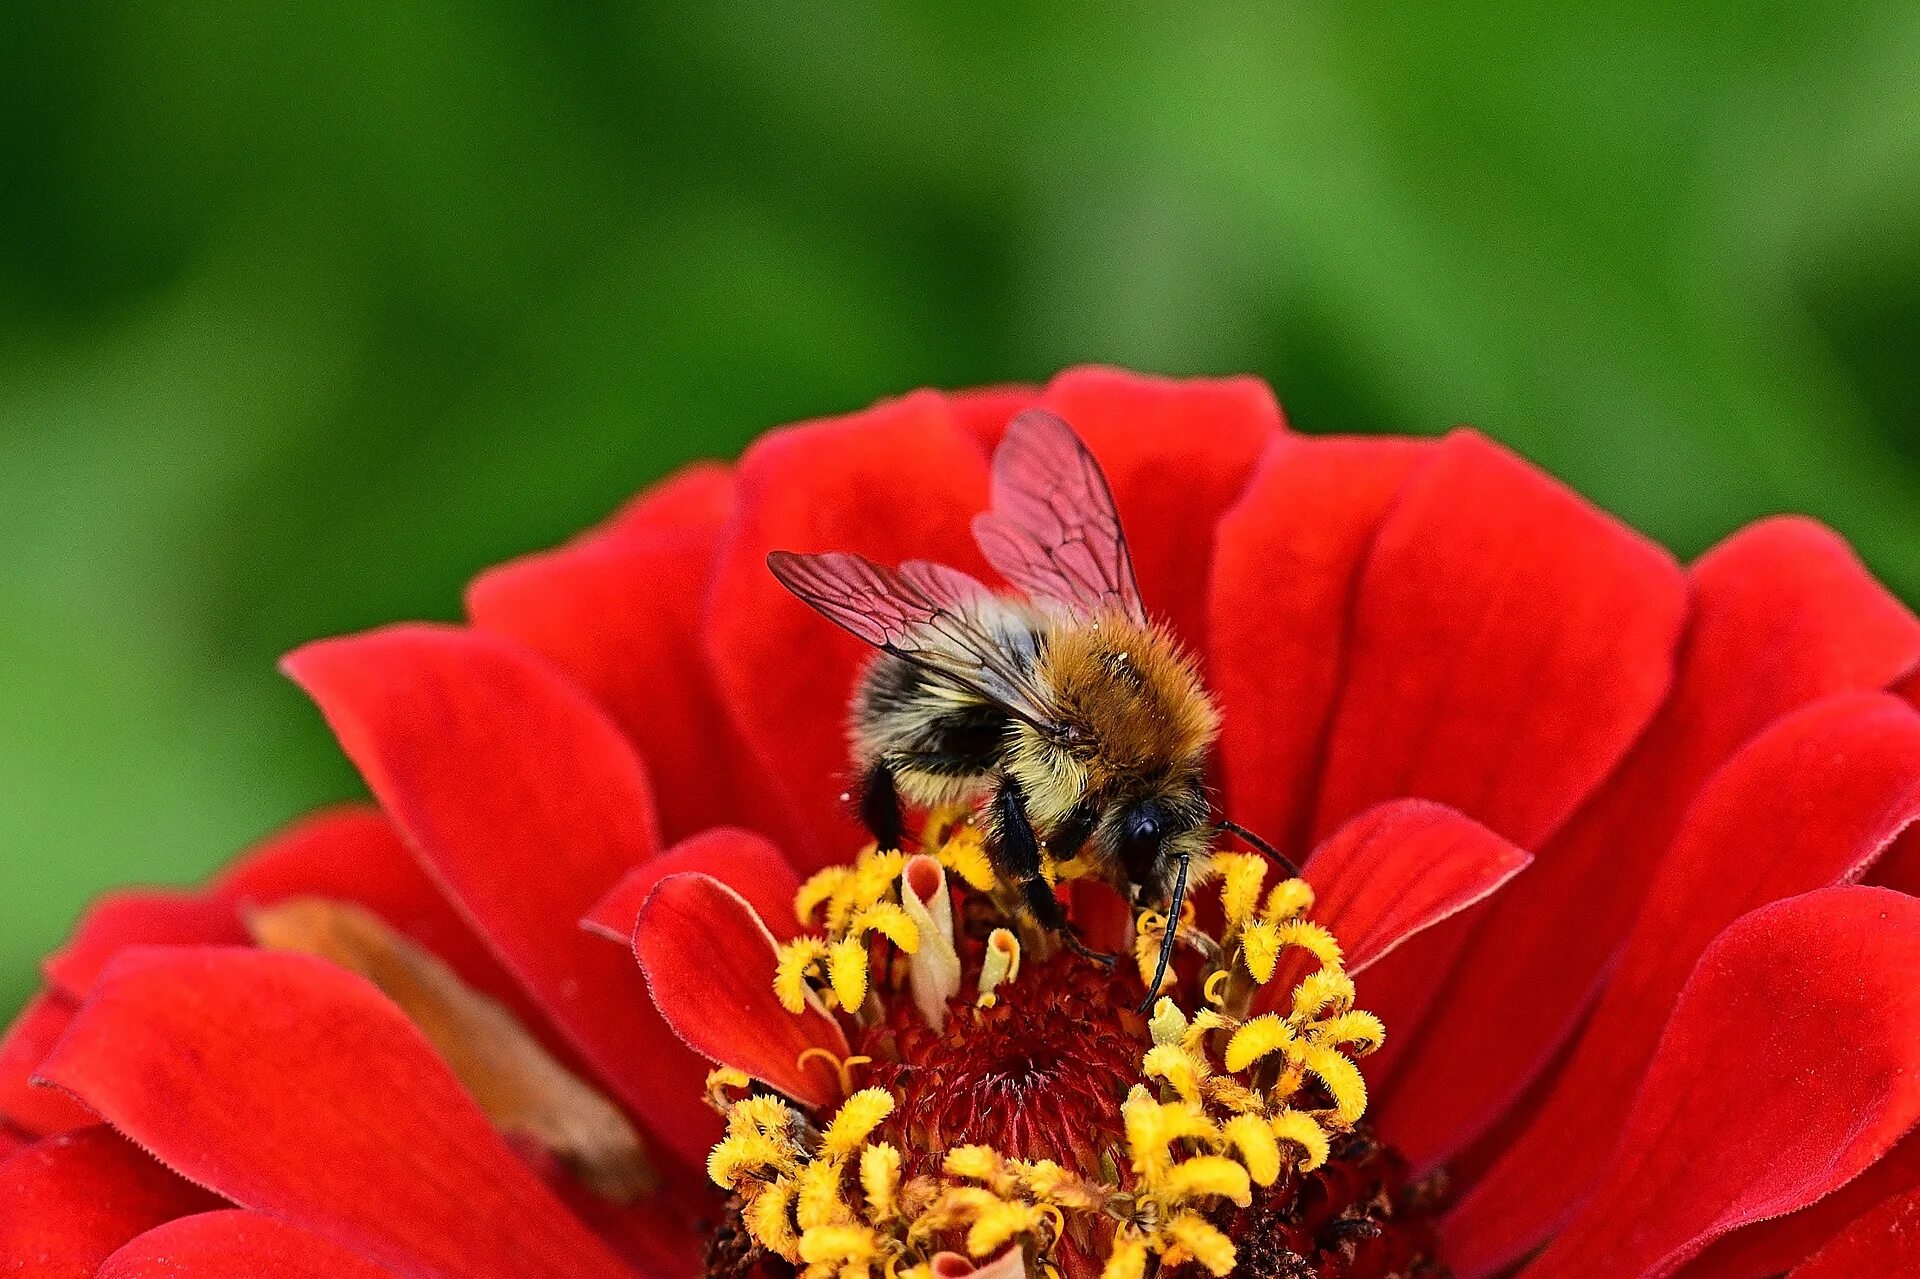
(1111, 784), (1212, 905)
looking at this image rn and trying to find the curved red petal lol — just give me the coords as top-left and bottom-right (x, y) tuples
(1310, 429), (1685, 850)
(39, 947), (639, 1279)
(1039, 366), (1281, 655)
(633, 873), (847, 1109)
(1250, 800), (1530, 1023)
(1681, 1130), (1919, 1279)
(1208, 434), (1430, 861)
(706, 392), (991, 866)
(588, 827), (802, 946)
(948, 385), (1040, 448)
(469, 471), (803, 850)
(1440, 691), (1920, 1274)
(212, 804), (561, 1040)
(0, 993), (96, 1137)
(1400, 517), (1920, 1172)
(41, 890), (245, 1001)
(282, 624), (718, 1169)
(0, 1126), (218, 1277)
(99, 1210), (404, 1278)
(1302, 432), (1685, 1078)
(1516, 886), (1920, 1279)
(1787, 1182), (1920, 1279)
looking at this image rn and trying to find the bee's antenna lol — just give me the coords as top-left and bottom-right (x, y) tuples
(1137, 850), (1190, 1014)
(1217, 817), (1302, 879)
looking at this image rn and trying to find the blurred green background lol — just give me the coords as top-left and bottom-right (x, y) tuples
(3, 3), (1917, 1011)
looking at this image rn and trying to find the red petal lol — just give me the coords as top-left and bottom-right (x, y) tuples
(283, 625), (718, 1170)
(39, 947), (640, 1279)
(41, 890), (245, 1001)
(706, 392), (991, 864)
(1208, 434), (1429, 860)
(1250, 800), (1530, 1023)
(0, 993), (95, 1137)
(1441, 691), (1920, 1274)
(469, 470), (803, 850)
(1038, 367), (1283, 654)
(99, 1211), (404, 1278)
(948, 385), (1040, 448)
(212, 804), (558, 1037)
(1681, 1131), (1920, 1279)
(0, 1126), (218, 1276)
(1305, 432), (1685, 1080)
(587, 827), (802, 946)
(1399, 517), (1920, 1174)
(633, 873), (847, 1109)
(1310, 430), (1686, 850)
(1517, 886), (1920, 1279)
(1788, 1183), (1920, 1279)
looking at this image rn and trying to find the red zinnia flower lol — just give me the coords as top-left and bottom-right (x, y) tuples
(3, 367), (1917, 1279)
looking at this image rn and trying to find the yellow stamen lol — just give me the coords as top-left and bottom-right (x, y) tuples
(749, 1181), (802, 1260)
(776, 938), (831, 1014)
(1216, 853), (1267, 936)
(1261, 878), (1313, 923)
(1303, 1044), (1368, 1125)
(1269, 1109), (1331, 1172)
(1155, 1156), (1252, 1208)
(965, 1200), (1050, 1256)
(943, 1144), (1007, 1186)
(1240, 919), (1281, 984)
(1222, 1114), (1282, 1186)
(849, 901), (921, 953)
(1273, 919), (1343, 974)
(823, 1088), (897, 1156)
(794, 1047), (869, 1098)
(828, 937), (871, 1011)
(934, 826), (997, 892)
(705, 1066), (752, 1111)
(797, 1155), (854, 1229)
(796, 868), (853, 928)
(1142, 1043), (1207, 1105)
(1223, 1014), (1297, 1073)
(861, 1143), (903, 1220)
(1313, 1010), (1386, 1056)
(1163, 1213), (1236, 1276)
(1101, 1230), (1150, 1279)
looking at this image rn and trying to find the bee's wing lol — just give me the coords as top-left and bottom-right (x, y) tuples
(972, 409), (1147, 626)
(766, 549), (1056, 727)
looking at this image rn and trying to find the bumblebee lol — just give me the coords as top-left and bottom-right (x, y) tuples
(769, 410), (1291, 1007)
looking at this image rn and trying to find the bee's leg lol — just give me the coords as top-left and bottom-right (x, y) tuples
(991, 779), (1116, 967)
(859, 759), (906, 852)
(1137, 849), (1190, 1014)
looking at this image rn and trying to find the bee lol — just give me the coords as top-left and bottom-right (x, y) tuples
(768, 409), (1294, 1009)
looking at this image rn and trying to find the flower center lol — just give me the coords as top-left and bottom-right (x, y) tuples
(859, 952), (1145, 1175)
(706, 820), (1450, 1279)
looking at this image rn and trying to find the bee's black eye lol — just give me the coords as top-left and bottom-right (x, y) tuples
(1123, 802), (1168, 845)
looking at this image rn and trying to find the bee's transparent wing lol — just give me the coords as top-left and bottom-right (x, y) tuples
(766, 549), (1055, 727)
(972, 409), (1147, 626)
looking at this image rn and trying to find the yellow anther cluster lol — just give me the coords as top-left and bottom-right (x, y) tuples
(725, 838), (1385, 1279)
(781, 817), (997, 1021)
(781, 848), (924, 1015)
(708, 1085), (1099, 1279)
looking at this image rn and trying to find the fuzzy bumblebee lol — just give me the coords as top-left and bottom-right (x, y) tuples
(770, 411), (1290, 1007)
